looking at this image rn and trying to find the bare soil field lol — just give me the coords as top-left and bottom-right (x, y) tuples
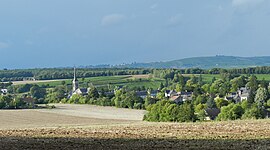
(0, 104), (269, 150)
(11, 79), (67, 85)
(0, 104), (145, 129)
(128, 74), (150, 79)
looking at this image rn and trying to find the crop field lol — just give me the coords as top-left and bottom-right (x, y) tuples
(11, 79), (68, 86)
(12, 75), (164, 89)
(0, 104), (269, 150)
(11, 74), (270, 90)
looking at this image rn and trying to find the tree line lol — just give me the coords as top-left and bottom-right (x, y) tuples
(2, 66), (270, 81)
(0, 68), (151, 81)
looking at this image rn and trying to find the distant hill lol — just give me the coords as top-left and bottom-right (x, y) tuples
(118, 56), (270, 69)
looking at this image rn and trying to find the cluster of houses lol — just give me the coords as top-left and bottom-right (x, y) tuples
(164, 87), (250, 104)
(165, 90), (193, 104)
(224, 87), (249, 103)
(163, 87), (251, 120)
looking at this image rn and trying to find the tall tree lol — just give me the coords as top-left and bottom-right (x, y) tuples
(255, 87), (268, 107)
(246, 75), (258, 91)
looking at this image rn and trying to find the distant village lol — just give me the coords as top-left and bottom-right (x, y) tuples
(66, 68), (265, 120)
(1, 68), (270, 121)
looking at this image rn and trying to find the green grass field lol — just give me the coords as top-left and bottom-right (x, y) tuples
(183, 74), (270, 83)
(252, 74), (270, 81)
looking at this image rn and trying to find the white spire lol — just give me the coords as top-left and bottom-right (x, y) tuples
(72, 67), (78, 92)
(73, 67), (76, 80)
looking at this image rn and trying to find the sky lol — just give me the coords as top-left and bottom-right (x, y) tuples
(0, 0), (270, 68)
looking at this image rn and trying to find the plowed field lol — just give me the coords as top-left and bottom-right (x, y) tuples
(0, 104), (269, 150)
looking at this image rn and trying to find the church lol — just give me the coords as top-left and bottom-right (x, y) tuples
(68, 68), (89, 98)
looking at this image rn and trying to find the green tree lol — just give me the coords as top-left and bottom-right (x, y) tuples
(30, 85), (46, 99)
(247, 88), (256, 104)
(54, 85), (66, 100)
(159, 82), (165, 90)
(255, 87), (268, 107)
(230, 76), (246, 92)
(242, 104), (264, 119)
(177, 102), (195, 122)
(194, 95), (207, 105)
(206, 97), (216, 109)
(267, 99), (270, 108)
(215, 98), (229, 109)
(202, 84), (210, 94)
(88, 87), (99, 99)
(230, 103), (244, 119)
(144, 100), (171, 122)
(144, 96), (158, 108)
(166, 104), (180, 122)
(217, 103), (244, 121)
(68, 94), (82, 104)
(246, 75), (258, 91)
(99, 88), (106, 97)
(197, 110), (207, 121)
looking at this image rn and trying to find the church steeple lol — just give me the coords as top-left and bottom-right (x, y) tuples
(72, 67), (79, 92)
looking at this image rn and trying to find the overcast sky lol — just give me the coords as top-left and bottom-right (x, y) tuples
(0, 0), (270, 68)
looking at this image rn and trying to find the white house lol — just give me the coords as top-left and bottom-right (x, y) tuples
(0, 89), (8, 95)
